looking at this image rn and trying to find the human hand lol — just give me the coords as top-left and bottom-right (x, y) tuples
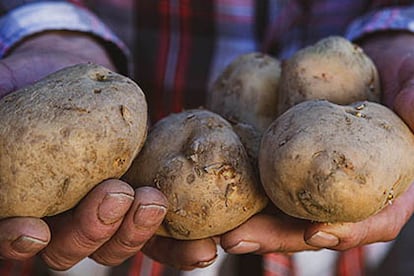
(0, 179), (167, 270)
(134, 33), (414, 271)
(0, 32), (168, 270)
(218, 32), (414, 255)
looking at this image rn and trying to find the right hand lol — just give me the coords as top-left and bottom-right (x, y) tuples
(0, 32), (168, 270)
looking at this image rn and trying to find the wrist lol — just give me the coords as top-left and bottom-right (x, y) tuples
(359, 31), (414, 66)
(357, 32), (414, 107)
(10, 31), (117, 71)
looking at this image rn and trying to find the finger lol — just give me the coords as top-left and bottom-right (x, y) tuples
(0, 217), (50, 260)
(220, 213), (317, 254)
(305, 183), (414, 250)
(143, 236), (218, 270)
(91, 186), (168, 266)
(41, 179), (134, 270)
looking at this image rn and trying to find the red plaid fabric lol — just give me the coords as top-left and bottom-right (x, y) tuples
(336, 247), (365, 276)
(263, 253), (296, 276)
(128, 249), (366, 276)
(128, 252), (165, 276)
(0, 1), (413, 276)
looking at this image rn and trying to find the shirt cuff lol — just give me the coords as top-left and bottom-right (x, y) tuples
(0, 1), (130, 74)
(345, 6), (414, 41)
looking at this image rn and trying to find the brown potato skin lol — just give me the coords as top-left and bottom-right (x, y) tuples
(259, 100), (414, 222)
(277, 36), (380, 115)
(208, 52), (281, 167)
(0, 63), (148, 218)
(123, 109), (267, 240)
(208, 52), (281, 133)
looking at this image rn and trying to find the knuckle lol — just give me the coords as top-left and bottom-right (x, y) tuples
(90, 253), (124, 267)
(114, 236), (145, 250)
(41, 252), (76, 271)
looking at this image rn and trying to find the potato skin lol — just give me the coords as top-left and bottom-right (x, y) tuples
(259, 100), (414, 222)
(208, 52), (281, 133)
(0, 63), (148, 218)
(208, 52), (281, 165)
(277, 36), (380, 115)
(123, 109), (267, 240)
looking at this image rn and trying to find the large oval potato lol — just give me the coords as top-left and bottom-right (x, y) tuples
(277, 36), (380, 115)
(0, 63), (148, 218)
(123, 109), (267, 240)
(259, 100), (414, 222)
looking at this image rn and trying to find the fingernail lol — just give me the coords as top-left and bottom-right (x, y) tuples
(99, 192), (134, 224)
(12, 235), (48, 254)
(193, 254), (218, 268)
(306, 231), (339, 247)
(134, 204), (167, 226)
(226, 241), (261, 254)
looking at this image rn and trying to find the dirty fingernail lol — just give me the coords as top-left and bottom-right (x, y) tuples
(226, 241), (261, 254)
(99, 192), (134, 224)
(306, 231), (339, 247)
(12, 235), (48, 254)
(134, 204), (167, 226)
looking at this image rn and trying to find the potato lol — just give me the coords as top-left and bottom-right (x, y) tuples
(277, 36), (380, 115)
(123, 109), (267, 240)
(208, 52), (281, 164)
(259, 100), (414, 222)
(0, 63), (148, 218)
(208, 52), (281, 133)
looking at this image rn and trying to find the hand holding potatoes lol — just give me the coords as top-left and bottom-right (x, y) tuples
(217, 35), (414, 256)
(0, 32), (167, 270)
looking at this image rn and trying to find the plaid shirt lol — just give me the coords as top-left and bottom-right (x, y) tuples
(1, 0), (414, 120)
(1, 1), (414, 275)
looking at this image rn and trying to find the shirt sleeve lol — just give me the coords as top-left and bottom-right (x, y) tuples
(0, 1), (130, 74)
(345, 5), (414, 41)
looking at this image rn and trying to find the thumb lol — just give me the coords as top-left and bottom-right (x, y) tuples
(304, 183), (414, 250)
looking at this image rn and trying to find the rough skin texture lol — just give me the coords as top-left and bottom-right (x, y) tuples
(259, 100), (414, 222)
(123, 109), (267, 240)
(277, 36), (380, 115)
(208, 52), (281, 133)
(0, 63), (148, 218)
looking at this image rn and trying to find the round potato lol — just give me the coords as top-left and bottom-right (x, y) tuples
(277, 36), (380, 115)
(0, 63), (148, 218)
(208, 52), (281, 133)
(259, 100), (414, 222)
(208, 52), (281, 164)
(123, 109), (267, 240)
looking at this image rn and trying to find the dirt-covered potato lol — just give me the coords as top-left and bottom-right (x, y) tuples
(259, 100), (414, 222)
(0, 63), (148, 218)
(208, 52), (281, 133)
(277, 36), (380, 115)
(123, 109), (267, 240)
(208, 52), (281, 163)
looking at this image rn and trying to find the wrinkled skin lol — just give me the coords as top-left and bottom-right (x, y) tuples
(2, 30), (414, 271)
